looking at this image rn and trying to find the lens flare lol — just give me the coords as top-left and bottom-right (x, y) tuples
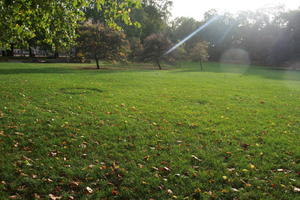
(164, 15), (220, 56)
(220, 48), (251, 74)
(283, 62), (300, 89)
(217, 22), (236, 45)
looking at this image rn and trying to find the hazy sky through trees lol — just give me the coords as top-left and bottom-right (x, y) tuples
(171, 0), (300, 20)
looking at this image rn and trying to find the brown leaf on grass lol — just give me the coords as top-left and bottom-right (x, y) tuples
(152, 166), (159, 171)
(112, 189), (119, 196)
(9, 195), (19, 199)
(46, 178), (53, 183)
(294, 187), (300, 192)
(32, 174), (38, 179)
(161, 167), (171, 172)
(240, 143), (250, 150)
(15, 132), (24, 136)
(99, 120), (105, 126)
(88, 164), (95, 169)
(48, 151), (58, 157)
(0, 131), (5, 136)
(70, 181), (80, 188)
(33, 193), (41, 199)
(167, 189), (173, 195)
(100, 165), (107, 170)
(85, 186), (93, 194)
(131, 106), (137, 111)
(144, 155), (150, 161)
(49, 194), (61, 200)
(191, 155), (202, 162)
(137, 164), (144, 168)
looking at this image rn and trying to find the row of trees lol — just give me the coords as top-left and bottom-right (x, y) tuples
(0, 0), (208, 69)
(168, 7), (300, 67)
(1, 1), (300, 68)
(0, 0), (141, 57)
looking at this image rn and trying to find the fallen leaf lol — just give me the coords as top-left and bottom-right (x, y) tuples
(49, 194), (61, 200)
(162, 167), (171, 172)
(167, 189), (173, 195)
(294, 187), (300, 192)
(112, 189), (119, 196)
(0, 131), (5, 136)
(191, 155), (202, 162)
(70, 181), (80, 187)
(33, 193), (40, 199)
(249, 164), (256, 169)
(85, 186), (93, 194)
(194, 188), (201, 193)
(15, 132), (24, 136)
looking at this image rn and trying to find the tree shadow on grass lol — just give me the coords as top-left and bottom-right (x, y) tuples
(0, 66), (163, 75)
(173, 63), (300, 81)
(0, 67), (76, 75)
(60, 88), (103, 95)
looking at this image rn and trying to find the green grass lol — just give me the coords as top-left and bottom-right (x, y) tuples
(0, 62), (300, 199)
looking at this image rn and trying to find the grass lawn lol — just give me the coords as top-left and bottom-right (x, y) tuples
(0, 62), (300, 199)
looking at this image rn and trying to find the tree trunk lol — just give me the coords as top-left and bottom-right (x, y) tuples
(6, 44), (14, 57)
(95, 55), (100, 69)
(54, 51), (59, 58)
(200, 59), (203, 71)
(156, 58), (162, 70)
(1, 51), (6, 57)
(29, 47), (35, 57)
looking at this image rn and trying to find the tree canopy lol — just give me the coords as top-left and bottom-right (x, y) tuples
(0, 0), (141, 51)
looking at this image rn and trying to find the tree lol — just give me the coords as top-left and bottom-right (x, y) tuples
(76, 23), (130, 69)
(169, 17), (201, 50)
(142, 33), (172, 69)
(189, 41), (209, 71)
(0, 0), (141, 55)
(128, 37), (144, 61)
(123, 0), (172, 41)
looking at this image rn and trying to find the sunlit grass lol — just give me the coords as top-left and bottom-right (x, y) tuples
(0, 62), (300, 199)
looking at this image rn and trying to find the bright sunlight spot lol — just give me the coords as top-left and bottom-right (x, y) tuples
(172, 0), (300, 19)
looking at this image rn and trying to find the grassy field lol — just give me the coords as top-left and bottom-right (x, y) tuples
(0, 62), (300, 199)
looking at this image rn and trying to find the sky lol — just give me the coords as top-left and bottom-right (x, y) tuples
(171, 0), (300, 20)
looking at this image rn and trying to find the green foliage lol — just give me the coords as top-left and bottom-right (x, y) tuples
(84, 0), (141, 30)
(0, 62), (300, 199)
(0, 0), (141, 51)
(76, 23), (130, 68)
(169, 17), (202, 49)
(0, 0), (87, 50)
(123, 0), (172, 40)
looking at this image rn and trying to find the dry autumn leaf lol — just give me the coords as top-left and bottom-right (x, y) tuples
(49, 194), (62, 200)
(294, 187), (300, 192)
(112, 189), (119, 196)
(85, 186), (93, 194)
